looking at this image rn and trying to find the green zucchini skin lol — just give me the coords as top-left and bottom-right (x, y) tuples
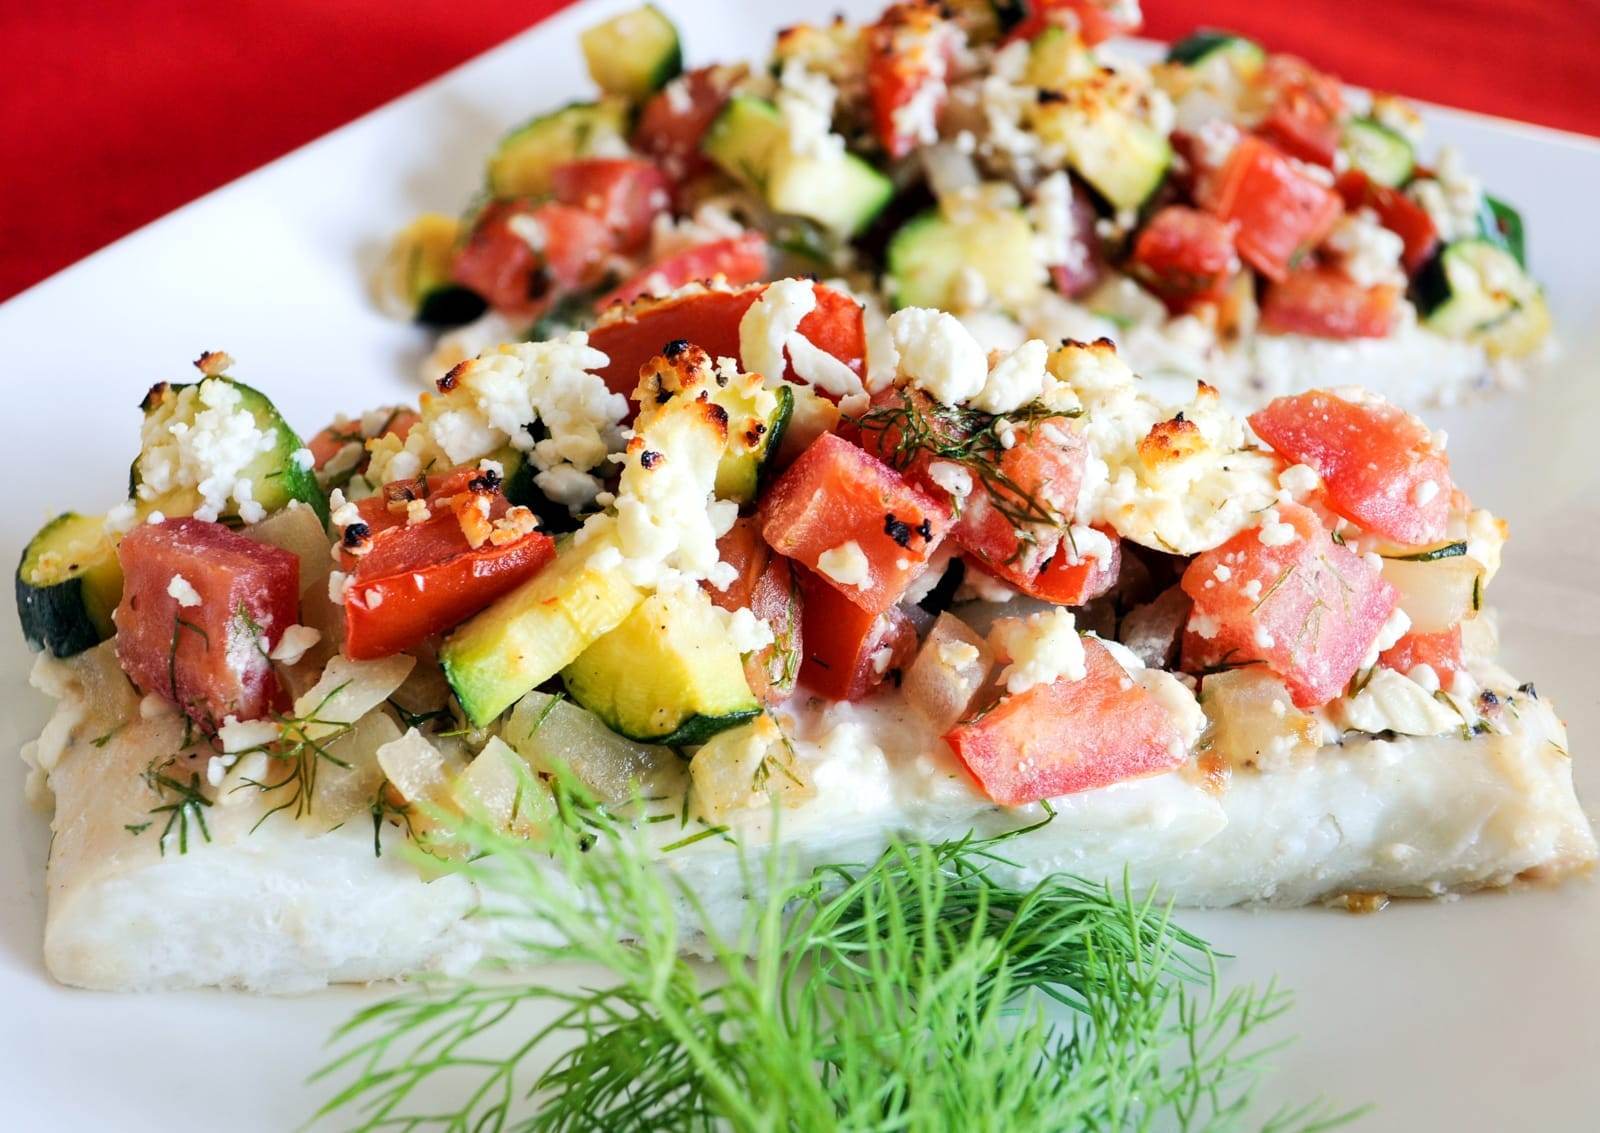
(16, 512), (124, 658)
(1341, 117), (1415, 187)
(1166, 29), (1264, 68)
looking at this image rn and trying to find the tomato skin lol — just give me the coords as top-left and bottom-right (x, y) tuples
(534, 202), (617, 292)
(704, 518), (803, 703)
(1179, 503), (1399, 708)
(1248, 390), (1454, 547)
(451, 200), (547, 319)
(1335, 170), (1439, 274)
(865, 4), (957, 159)
(976, 526), (1121, 604)
(1260, 267), (1399, 339)
(633, 65), (743, 184)
(945, 637), (1183, 807)
(1007, 0), (1141, 46)
(589, 280), (865, 407)
(594, 231), (770, 311)
(794, 565), (917, 701)
(1129, 205), (1240, 311)
(551, 158), (672, 252)
(342, 471), (556, 660)
(114, 518), (300, 726)
(1255, 55), (1345, 168)
(1204, 135), (1344, 282)
(951, 417), (1087, 578)
(1379, 626), (1463, 680)
(761, 432), (952, 616)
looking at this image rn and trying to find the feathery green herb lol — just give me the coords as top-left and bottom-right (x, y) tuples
(312, 779), (1357, 1132)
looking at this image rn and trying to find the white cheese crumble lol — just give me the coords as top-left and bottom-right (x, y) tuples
(133, 377), (277, 524)
(989, 608), (1086, 695)
(724, 607), (776, 655)
(268, 624), (322, 665)
(1412, 478), (1440, 507)
(927, 460), (974, 499)
(776, 59), (845, 161)
(217, 715), (280, 754)
(166, 574), (202, 608)
(816, 540), (871, 590)
(886, 308), (987, 406)
(1257, 509), (1297, 547)
(1325, 209), (1405, 289)
(1406, 147), (1484, 242)
(1277, 463), (1321, 499)
(328, 569), (351, 606)
(937, 638), (981, 671)
(970, 338), (1049, 414)
(290, 447), (315, 472)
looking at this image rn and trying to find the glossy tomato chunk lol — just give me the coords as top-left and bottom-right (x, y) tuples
(342, 470), (556, 660)
(794, 565), (916, 701)
(865, 3), (957, 159)
(1180, 503), (1399, 708)
(595, 231), (770, 310)
(1379, 625), (1463, 681)
(1335, 170), (1439, 274)
(1129, 205), (1240, 311)
(1260, 267), (1399, 339)
(951, 417), (1086, 578)
(705, 518), (803, 703)
(1255, 55), (1345, 168)
(551, 158), (671, 251)
(761, 432), (952, 615)
(633, 65), (743, 184)
(1204, 135), (1343, 281)
(1248, 390), (1454, 546)
(976, 526), (1122, 605)
(946, 637), (1184, 807)
(114, 518), (300, 726)
(590, 280), (865, 406)
(452, 201), (615, 319)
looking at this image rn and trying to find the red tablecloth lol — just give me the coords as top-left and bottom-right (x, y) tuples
(3, 0), (1596, 301)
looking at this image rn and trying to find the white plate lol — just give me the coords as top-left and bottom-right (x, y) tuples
(2, 3), (1596, 1128)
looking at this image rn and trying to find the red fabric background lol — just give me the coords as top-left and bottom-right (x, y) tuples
(1, 1), (1596, 301)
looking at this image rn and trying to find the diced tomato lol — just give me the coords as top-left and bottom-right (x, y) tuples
(1006, 0), (1142, 46)
(1128, 205), (1240, 311)
(977, 525), (1122, 604)
(589, 280), (865, 407)
(451, 200), (546, 319)
(533, 202), (617, 292)
(633, 64), (744, 184)
(1248, 390), (1454, 546)
(551, 159), (671, 252)
(794, 565), (917, 701)
(952, 417), (1086, 578)
(761, 432), (952, 615)
(865, 4), (958, 159)
(1379, 625), (1463, 680)
(308, 408), (419, 474)
(114, 518), (300, 726)
(1254, 55), (1345, 168)
(1260, 267), (1399, 339)
(342, 470), (556, 660)
(1203, 135), (1343, 282)
(594, 231), (770, 311)
(1336, 170), (1439, 274)
(946, 637), (1182, 807)
(1179, 503), (1399, 708)
(705, 518), (803, 703)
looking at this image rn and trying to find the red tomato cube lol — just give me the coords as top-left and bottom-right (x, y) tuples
(551, 158), (672, 252)
(114, 517), (300, 726)
(1006, 0), (1142, 46)
(975, 525), (1122, 605)
(1180, 503), (1399, 708)
(589, 280), (865, 408)
(1204, 135), (1343, 281)
(342, 471), (556, 660)
(865, 3), (957, 159)
(761, 432), (952, 615)
(632, 65), (742, 184)
(1255, 55), (1345, 168)
(1260, 267), (1399, 340)
(794, 565), (916, 701)
(594, 232), (770, 311)
(1379, 625), (1463, 681)
(951, 416), (1087, 578)
(1129, 205), (1240, 311)
(1335, 170), (1439, 274)
(1248, 390), (1454, 547)
(945, 636), (1185, 807)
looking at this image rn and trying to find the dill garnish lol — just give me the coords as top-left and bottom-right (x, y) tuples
(237, 681), (356, 830)
(140, 756), (212, 856)
(312, 776), (1358, 1132)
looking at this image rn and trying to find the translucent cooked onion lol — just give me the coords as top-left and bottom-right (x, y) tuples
(688, 714), (812, 823)
(375, 727), (448, 806)
(1198, 665), (1321, 772)
(1118, 586), (1191, 669)
(449, 736), (556, 838)
(1381, 555), (1483, 634)
(504, 693), (682, 807)
(293, 654), (416, 744)
(245, 503), (332, 597)
(902, 612), (995, 733)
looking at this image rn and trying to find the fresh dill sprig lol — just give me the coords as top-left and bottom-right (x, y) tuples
(140, 756), (213, 856)
(312, 778), (1358, 1132)
(237, 680), (356, 830)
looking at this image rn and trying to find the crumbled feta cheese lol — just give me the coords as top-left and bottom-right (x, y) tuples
(329, 488), (361, 529)
(955, 567), (1017, 603)
(1189, 612), (1221, 640)
(1412, 478), (1440, 507)
(970, 338), (1049, 414)
(1326, 209), (1406, 289)
(217, 715), (280, 754)
(290, 447), (315, 472)
(1257, 509), (1297, 547)
(166, 574), (202, 608)
(740, 278), (815, 384)
(105, 501), (138, 535)
(133, 377), (278, 523)
(816, 540), (871, 590)
(928, 460), (974, 499)
(887, 308), (987, 406)
(1406, 147), (1484, 242)
(268, 624), (322, 665)
(937, 638), (981, 671)
(1277, 463), (1321, 499)
(328, 570), (350, 606)
(775, 59), (845, 161)
(725, 607), (776, 655)
(989, 608), (1086, 695)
